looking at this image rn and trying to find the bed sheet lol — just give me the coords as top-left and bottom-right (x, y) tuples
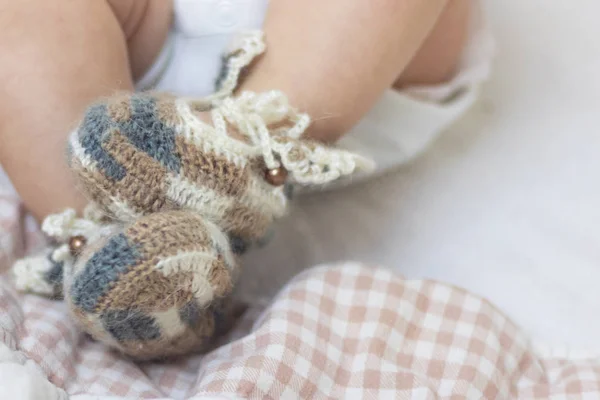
(4, 262), (600, 399)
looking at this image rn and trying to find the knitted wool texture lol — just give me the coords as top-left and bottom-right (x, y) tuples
(12, 32), (373, 360)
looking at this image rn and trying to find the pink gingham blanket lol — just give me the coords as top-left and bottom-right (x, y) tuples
(2, 193), (600, 399)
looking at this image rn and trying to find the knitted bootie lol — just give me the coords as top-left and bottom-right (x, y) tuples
(13, 32), (373, 360)
(66, 210), (239, 359)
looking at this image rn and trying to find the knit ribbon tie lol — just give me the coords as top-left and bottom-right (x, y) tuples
(12, 206), (110, 294)
(210, 91), (375, 185)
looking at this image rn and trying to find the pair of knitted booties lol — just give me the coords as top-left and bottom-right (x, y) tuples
(12, 32), (372, 360)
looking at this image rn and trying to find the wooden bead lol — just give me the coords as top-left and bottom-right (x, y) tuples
(265, 167), (288, 186)
(69, 235), (87, 256)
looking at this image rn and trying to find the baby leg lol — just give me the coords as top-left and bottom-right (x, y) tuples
(239, 0), (471, 143)
(0, 0), (170, 221)
(395, 0), (472, 88)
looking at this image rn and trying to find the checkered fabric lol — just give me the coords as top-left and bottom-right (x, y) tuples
(3, 196), (600, 399)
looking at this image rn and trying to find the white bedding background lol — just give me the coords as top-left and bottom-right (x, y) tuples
(240, 0), (600, 352)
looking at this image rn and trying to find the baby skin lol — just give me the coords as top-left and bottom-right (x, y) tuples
(0, 0), (471, 221)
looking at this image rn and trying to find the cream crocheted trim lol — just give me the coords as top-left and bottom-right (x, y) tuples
(204, 31), (374, 185)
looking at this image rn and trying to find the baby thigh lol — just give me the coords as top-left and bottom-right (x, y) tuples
(0, 0), (133, 220)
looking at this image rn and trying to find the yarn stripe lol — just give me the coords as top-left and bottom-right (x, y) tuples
(101, 310), (161, 341)
(154, 251), (219, 306)
(68, 130), (96, 170)
(103, 130), (170, 213)
(152, 308), (187, 339)
(95, 269), (195, 313)
(165, 175), (234, 222)
(118, 95), (181, 172)
(175, 135), (249, 197)
(78, 103), (127, 180)
(70, 233), (142, 313)
(106, 197), (141, 222)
